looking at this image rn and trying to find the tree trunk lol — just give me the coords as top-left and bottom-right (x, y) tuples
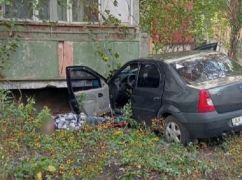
(228, 0), (241, 60)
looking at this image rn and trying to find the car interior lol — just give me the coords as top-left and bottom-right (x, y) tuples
(110, 63), (139, 110)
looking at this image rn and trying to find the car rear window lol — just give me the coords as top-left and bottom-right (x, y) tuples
(171, 53), (242, 83)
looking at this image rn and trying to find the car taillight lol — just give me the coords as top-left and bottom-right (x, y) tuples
(198, 89), (215, 113)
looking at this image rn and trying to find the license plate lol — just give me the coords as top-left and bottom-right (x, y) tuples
(232, 116), (242, 126)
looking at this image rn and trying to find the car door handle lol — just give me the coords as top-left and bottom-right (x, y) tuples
(153, 97), (161, 101)
(98, 93), (103, 98)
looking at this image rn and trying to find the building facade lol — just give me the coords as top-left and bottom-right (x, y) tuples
(0, 0), (146, 89)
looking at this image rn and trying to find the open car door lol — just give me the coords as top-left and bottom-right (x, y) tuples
(66, 66), (111, 116)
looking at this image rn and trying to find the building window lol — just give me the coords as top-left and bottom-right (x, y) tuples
(0, 0), (134, 25)
(83, 0), (99, 22)
(37, 0), (50, 20)
(2, 0), (100, 22)
(72, 0), (98, 22)
(72, 0), (84, 22)
(4, 0), (33, 19)
(57, 0), (67, 21)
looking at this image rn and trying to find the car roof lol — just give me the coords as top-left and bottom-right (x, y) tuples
(130, 50), (221, 64)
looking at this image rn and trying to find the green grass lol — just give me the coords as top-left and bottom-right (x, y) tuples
(0, 90), (242, 179)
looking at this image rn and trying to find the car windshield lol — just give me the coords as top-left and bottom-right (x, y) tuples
(171, 53), (242, 83)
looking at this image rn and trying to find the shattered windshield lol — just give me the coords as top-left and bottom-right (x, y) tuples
(171, 53), (242, 83)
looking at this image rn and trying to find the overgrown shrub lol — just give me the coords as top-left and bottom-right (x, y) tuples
(121, 101), (138, 128)
(0, 90), (53, 179)
(1, 90), (242, 179)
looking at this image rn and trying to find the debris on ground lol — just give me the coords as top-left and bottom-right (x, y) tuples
(53, 112), (127, 131)
(54, 112), (107, 130)
(54, 113), (83, 130)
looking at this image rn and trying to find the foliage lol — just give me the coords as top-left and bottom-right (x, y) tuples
(151, 118), (165, 135)
(0, 19), (19, 77)
(114, 133), (210, 178)
(226, 0), (242, 60)
(0, 39), (18, 70)
(96, 43), (121, 78)
(140, 0), (194, 49)
(0, 90), (13, 114)
(1, 90), (242, 178)
(139, 0), (239, 55)
(121, 101), (138, 128)
(191, 0), (227, 42)
(101, 10), (122, 26)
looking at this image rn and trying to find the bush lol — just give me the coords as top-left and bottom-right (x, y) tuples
(0, 90), (53, 179)
(121, 101), (138, 128)
(1, 90), (242, 179)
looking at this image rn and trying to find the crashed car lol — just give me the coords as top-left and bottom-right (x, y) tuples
(66, 50), (242, 144)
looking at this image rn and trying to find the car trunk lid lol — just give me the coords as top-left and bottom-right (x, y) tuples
(208, 78), (242, 113)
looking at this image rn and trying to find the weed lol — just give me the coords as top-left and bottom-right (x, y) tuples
(0, 91), (242, 179)
(121, 101), (138, 128)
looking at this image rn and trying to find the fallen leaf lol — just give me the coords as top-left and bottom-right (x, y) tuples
(48, 165), (56, 172)
(36, 172), (42, 180)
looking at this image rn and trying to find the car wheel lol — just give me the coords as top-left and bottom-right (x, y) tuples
(164, 116), (191, 145)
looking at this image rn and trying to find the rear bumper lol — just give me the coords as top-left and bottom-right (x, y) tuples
(173, 110), (242, 139)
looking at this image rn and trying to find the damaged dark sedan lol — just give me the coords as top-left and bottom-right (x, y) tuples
(66, 51), (242, 144)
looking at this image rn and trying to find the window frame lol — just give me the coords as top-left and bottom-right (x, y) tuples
(100, 0), (134, 25)
(0, 0), (135, 25)
(0, 0), (102, 23)
(1, 0), (36, 21)
(67, 65), (106, 92)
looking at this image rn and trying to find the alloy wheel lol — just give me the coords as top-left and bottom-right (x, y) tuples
(165, 122), (181, 143)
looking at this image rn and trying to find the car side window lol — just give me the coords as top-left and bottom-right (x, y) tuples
(70, 69), (101, 91)
(137, 63), (160, 88)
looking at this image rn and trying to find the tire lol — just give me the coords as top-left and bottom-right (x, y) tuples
(164, 116), (191, 145)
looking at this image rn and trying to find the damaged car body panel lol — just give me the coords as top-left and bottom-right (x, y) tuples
(131, 62), (165, 123)
(67, 60), (167, 121)
(108, 60), (166, 122)
(66, 50), (242, 144)
(66, 66), (111, 116)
